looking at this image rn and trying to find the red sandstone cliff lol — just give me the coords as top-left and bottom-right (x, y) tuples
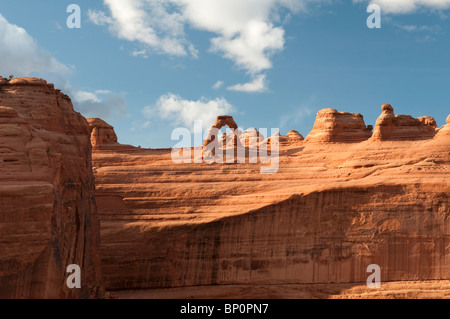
(0, 77), (101, 298)
(1, 77), (449, 299)
(91, 108), (450, 298)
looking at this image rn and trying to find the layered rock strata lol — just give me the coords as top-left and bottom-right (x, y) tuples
(0, 77), (101, 298)
(371, 104), (438, 141)
(305, 108), (373, 143)
(91, 108), (449, 297)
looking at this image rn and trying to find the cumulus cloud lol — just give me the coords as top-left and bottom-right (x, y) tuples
(355, 0), (450, 14)
(212, 80), (224, 89)
(142, 93), (234, 128)
(88, 0), (191, 57)
(227, 74), (268, 93)
(0, 13), (127, 121)
(89, 0), (450, 83)
(210, 21), (284, 74)
(89, 0), (311, 90)
(65, 86), (127, 119)
(0, 13), (70, 76)
(396, 24), (441, 32)
(178, 0), (290, 74)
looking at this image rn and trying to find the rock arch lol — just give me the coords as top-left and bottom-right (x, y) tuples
(203, 115), (239, 148)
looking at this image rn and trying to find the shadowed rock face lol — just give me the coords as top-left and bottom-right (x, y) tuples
(100, 185), (449, 290)
(305, 108), (373, 143)
(372, 104), (438, 141)
(0, 77), (101, 299)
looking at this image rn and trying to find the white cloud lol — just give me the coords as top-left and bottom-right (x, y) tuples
(68, 87), (127, 119)
(51, 78), (128, 119)
(210, 21), (285, 74)
(142, 93), (234, 128)
(131, 49), (149, 58)
(397, 24), (419, 31)
(95, 89), (113, 95)
(0, 13), (127, 121)
(357, 0), (450, 14)
(89, 0), (332, 93)
(227, 74), (268, 93)
(212, 80), (224, 89)
(89, 0), (450, 87)
(88, 0), (191, 57)
(396, 24), (441, 32)
(130, 120), (152, 132)
(0, 13), (70, 76)
(86, 9), (113, 25)
(178, 0), (292, 73)
(90, 0), (309, 78)
(72, 90), (101, 103)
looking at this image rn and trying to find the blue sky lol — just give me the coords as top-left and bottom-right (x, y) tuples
(1, 0), (449, 148)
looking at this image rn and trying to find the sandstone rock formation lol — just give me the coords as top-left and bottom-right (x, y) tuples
(261, 131), (288, 146)
(371, 104), (438, 141)
(87, 118), (118, 148)
(91, 109), (449, 298)
(203, 115), (239, 149)
(240, 129), (264, 147)
(286, 130), (304, 141)
(305, 108), (373, 143)
(2, 77), (449, 299)
(0, 77), (101, 298)
(260, 131), (304, 148)
(418, 116), (437, 128)
(435, 115), (450, 138)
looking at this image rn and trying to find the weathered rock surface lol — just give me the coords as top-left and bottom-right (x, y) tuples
(286, 130), (304, 141)
(371, 104), (438, 141)
(91, 109), (449, 298)
(0, 77), (101, 298)
(262, 131), (288, 146)
(2, 78), (448, 300)
(203, 115), (239, 148)
(87, 118), (118, 148)
(240, 129), (264, 147)
(305, 108), (372, 143)
(435, 115), (450, 138)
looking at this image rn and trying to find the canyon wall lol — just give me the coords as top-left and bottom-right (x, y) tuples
(92, 108), (449, 294)
(0, 77), (101, 298)
(101, 184), (449, 290)
(1, 77), (448, 299)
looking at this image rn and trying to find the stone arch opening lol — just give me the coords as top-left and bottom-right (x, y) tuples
(203, 115), (239, 148)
